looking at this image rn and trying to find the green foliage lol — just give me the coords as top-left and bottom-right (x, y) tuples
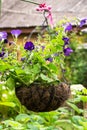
(0, 25), (67, 88)
(65, 36), (87, 87)
(67, 101), (83, 114)
(0, 107), (87, 130)
(0, 82), (25, 117)
(0, 2), (87, 129)
(0, 82), (87, 130)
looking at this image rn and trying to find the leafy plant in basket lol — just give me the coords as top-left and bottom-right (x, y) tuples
(0, 1), (75, 112)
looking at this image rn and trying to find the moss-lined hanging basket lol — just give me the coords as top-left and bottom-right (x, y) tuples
(16, 82), (70, 112)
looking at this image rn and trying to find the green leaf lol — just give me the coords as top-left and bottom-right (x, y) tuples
(79, 95), (87, 102)
(27, 124), (39, 130)
(15, 69), (25, 75)
(0, 102), (16, 107)
(3, 120), (24, 130)
(0, 60), (11, 72)
(40, 73), (53, 83)
(71, 116), (87, 125)
(15, 114), (30, 123)
(55, 120), (83, 130)
(79, 121), (87, 130)
(6, 77), (15, 90)
(47, 63), (58, 73)
(32, 63), (41, 74)
(67, 101), (83, 114)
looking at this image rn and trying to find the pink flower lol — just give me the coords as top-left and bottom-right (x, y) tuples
(39, 3), (46, 9)
(36, 3), (51, 12)
(36, 3), (54, 28)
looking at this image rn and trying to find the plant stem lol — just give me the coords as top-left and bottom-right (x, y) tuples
(21, 0), (39, 5)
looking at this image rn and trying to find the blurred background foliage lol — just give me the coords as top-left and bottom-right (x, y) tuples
(64, 31), (87, 88)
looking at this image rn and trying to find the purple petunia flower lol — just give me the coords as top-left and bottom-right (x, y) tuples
(24, 41), (35, 51)
(0, 31), (7, 41)
(80, 18), (87, 27)
(62, 37), (69, 45)
(21, 57), (25, 61)
(63, 47), (73, 56)
(11, 29), (22, 38)
(9, 41), (15, 46)
(4, 39), (8, 44)
(46, 57), (53, 62)
(65, 23), (72, 32)
(41, 45), (45, 51)
(0, 51), (5, 57)
(2, 48), (5, 51)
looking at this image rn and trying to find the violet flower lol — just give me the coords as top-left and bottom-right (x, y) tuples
(80, 18), (87, 27)
(0, 51), (5, 57)
(41, 45), (45, 51)
(62, 37), (69, 45)
(24, 41), (35, 51)
(9, 41), (15, 46)
(65, 23), (72, 32)
(0, 31), (7, 41)
(46, 57), (53, 62)
(63, 47), (73, 56)
(21, 57), (25, 61)
(4, 39), (8, 44)
(11, 29), (22, 38)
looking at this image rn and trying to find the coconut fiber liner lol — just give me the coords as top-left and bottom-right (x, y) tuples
(16, 82), (70, 112)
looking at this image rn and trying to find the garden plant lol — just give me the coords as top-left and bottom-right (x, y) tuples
(0, 0), (87, 129)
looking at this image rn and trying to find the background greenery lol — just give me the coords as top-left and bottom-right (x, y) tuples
(64, 32), (87, 88)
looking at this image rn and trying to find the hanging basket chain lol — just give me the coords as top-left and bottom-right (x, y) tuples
(27, 10), (50, 40)
(21, 0), (40, 5)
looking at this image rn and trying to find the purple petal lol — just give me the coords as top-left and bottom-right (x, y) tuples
(62, 37), (69, 45)
(9, 41), (15, 46)
(65, 23), (72, 32)
(21, 57), (25, 61)
(46, 57), (53, 62)
(0, 31), (7, 40)
(41, 45), (45, 51)
(64, 47), (73, 56)
(11, 29), (22, 38)
(0, 51), (5, 57)
(80, 18), (87, 27)
(4, 39), (8, 44)
(24, 41), (35, 51)
(53, 53), (59, 57)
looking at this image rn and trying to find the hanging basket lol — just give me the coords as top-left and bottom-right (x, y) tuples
(15, 82), (70, 112)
